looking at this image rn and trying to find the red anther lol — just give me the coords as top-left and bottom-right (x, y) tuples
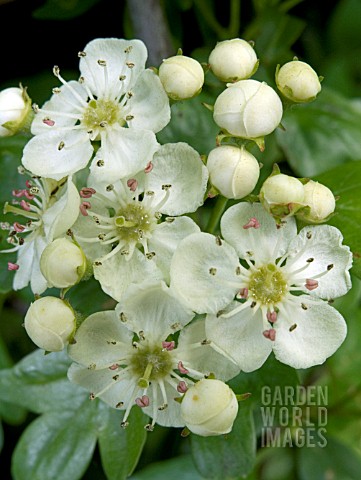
(135, 395), (150, 408)
(305, 279), (319, 291)
(266, 310), (277, 323)
(12, 189), (27, 197)
(127, 178), (138, 191)
(80, 187), (96, 198)
(108, 364), (119, 370)
(24, 190), (35, 200)
(8, 262), (19, 271)
(20, 200), (31, 211)
(177, 381), (188, 393)
(263, 328), (276, 341)
(243, 217), (260, 229)
(13, 222), (25, 233)
(238, 288), (249, 299)
(144, 161), (153, 173)
(43, 118), (55, 126)
(177, 361), (189, 374)
(162, 341), (175, 351)
(80, 201), (91, 216)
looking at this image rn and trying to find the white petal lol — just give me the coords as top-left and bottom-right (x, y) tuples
(94, 248), (163, 302)
(129, 69), (171, 133)
(285, 225), (353, 300)
(170, 232), (241, 314)
(68, 310), (133, 368)
(177, 318), (240, 381)
(68, 363), (136, 410)
(148, 216), (200, 282)
(90, 128), (159, 182)
(143, 381), (184, 428)
(221, 202), (297, 264)
(80, 38), (147, 98)
(31, 81), (87, 134)
(22, 129), (93, 180)
(115, 281), (194, 342)
(145, 143), (209, 216)
(273, 296), (347, 369)
(206, 303), (272, 372)
(14, 234), (48, 294)
(43, 176), (80, 241)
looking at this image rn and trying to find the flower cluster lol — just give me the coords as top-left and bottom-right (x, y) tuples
(1, 36), (352, 437)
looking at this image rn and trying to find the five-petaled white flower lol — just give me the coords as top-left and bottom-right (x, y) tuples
(72, 142), (208, 301)
(1, 173), (80, 294)
(170, 202), (353, 370)
(67, 281), (239, 431)
(21, 38), (171, 182)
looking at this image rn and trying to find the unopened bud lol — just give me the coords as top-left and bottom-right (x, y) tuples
(180, 379), (238, 436)
(208, 38), (259, 82)
(213, 80), (283, 140)
(207, 145), (260, 199)
(40, 237), (87, 288)
(276, 60), (322, 103)
(0, 86), (32, 137)
(158, 55), (204, 100)
(260, 172), (305, 218)
(24, 296), (76, 352)
(297, 180), (336, 223)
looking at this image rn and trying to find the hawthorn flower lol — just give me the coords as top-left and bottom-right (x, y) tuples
(1, 173), (80, 294)
(158, 54), (204, 100)
(67, 282), (239, 431)
(21, 38), (171, 182)
(0, 85), (32, 137)
(72, 142), (208, 301)
(170, 202), (352, 370)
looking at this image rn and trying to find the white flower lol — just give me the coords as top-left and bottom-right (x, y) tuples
(0, 85), (32, 137)
(158, 55), (204, 100)
(1, 174), (80, 294)
(207, 145), (260, 199)
(21, 38), (171, 182)
(260, 172), (305, 219)
(208, 38), (259, 82)
(180, 378), (239, 436)
(24, 296), (76, 352)
(276, 60), (321, 103)
(67, 281), (239, 430)
(72, 142), (208, 301)
(213, 79), (283, 140)
(170, 203), (352, 370)
(297, 180), (336, 224)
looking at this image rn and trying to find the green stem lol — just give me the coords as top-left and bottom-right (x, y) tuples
(193, 0), (229, 39)
(229, 0), (241, 38)
(205, 195), (228, 234)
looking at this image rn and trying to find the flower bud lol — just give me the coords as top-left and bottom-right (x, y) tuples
(213, 79), (283, 140)
(180, 379), (238, 436)
(207, 145), (260, 199)
(158, 55), (204, 100)
(208, 38), (259, 82)
(260, 172), (305, 218)
(40, 237), (87, 288)
(0, 85), (32, 137)
(276, 60), (321, 103)
(297, 180), (336, 223)
(24, 296), (76, 352)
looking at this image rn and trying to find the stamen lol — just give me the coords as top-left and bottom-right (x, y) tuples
(305, 279), (319, 291)
(80, 201), (91, 216)
(162, 341), (175, 351)
(8, 262), (19, 271)
(135, 395), (150, 408)
(243, 217), (260, 229)
(127, 178), (138, 191)
(80, 187), (96, 198)
(177, 381), (188, 393)
(266, 310), (277, 323)
(144, 162), (153, 173)
(263, 328), (276, 341)
(177, 361), (189, 374)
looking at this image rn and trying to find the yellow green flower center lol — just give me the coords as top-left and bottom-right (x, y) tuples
(83, 99), (121, 130)
(130, 345), (173, 386)
(248, 263), (287, 305)
(114, 202), (156, 243)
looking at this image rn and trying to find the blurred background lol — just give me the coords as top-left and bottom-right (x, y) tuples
(1, 0), (361, 479)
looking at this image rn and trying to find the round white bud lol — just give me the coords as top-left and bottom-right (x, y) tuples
(300, 180), (336, 223)
(40, 237), (87, 288)
(213, 79), (283, 139)
(260, 173), (305, 218)
(0, 86), (32, 137)
(276, 60), (321, 103)
(207, 145), (260, 199)
(180, 379), (238, 436)
(158, 55), (204, 100)
(24, 296), (76, 352)
(208, 38), (259, 82)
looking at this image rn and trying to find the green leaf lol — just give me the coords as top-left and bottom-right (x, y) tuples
(11, 398), (99, 480)
(276, 88), (361, 177)
(190, 402), (256, 479)
(315, 161), (361, 279)
(0, 349), (87, 414)
(297, 435), (361, 480)
(98, 406), (148, 480)
(32, 0), (102, 20)
(130, 454), (205, 479)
